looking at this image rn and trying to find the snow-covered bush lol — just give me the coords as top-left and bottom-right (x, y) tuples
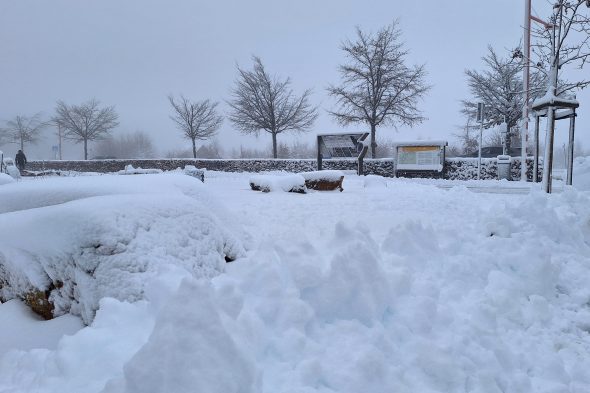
(0, 174), (245, 324)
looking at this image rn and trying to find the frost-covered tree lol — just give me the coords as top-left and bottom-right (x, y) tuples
(1, 113), (47, 151)
(462, 46), (546, 149)
(228, 56), (317, 159)
(327, 22), (430, 158)
(54, 99), (119, 160)
(168, 95), (223, 159)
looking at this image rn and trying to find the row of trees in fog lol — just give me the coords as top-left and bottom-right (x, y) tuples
(0, 21), (430, 160)
(3, 3), (589, 161)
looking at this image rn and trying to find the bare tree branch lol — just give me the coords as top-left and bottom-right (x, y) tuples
(168, 95), (223, 159)
(1, 113), (47, 151)
(53, 99), (119, 160)
(327, 21), (430, 158)
(227, 56), (318, 158)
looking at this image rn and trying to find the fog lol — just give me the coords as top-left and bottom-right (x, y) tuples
(0, 0), (588, 159)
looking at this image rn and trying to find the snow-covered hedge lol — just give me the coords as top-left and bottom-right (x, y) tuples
(28, 157), (537, 181)
(0, 174), (245, 324)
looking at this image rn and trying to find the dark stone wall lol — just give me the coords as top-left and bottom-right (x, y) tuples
(28, 157), (538, 181)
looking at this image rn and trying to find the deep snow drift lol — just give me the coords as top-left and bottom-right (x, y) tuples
(1, 167), (590, 393)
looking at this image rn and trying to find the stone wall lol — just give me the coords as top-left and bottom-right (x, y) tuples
(28, 157), (538, 181)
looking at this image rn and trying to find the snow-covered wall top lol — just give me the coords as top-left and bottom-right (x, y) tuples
(27, 157), (537, 181)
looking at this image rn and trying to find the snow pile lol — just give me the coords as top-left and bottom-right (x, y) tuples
(299, 170), (344, 182)
(1, 173), (590, 392)
(0, 173), (15, 185)
(249, 174), (306, 193)
(182, 165), (205, 182)
(0, 300), (82, 353)
(0, 174), (245, 324)
(117, 165), (162, 175)
(573, 156), (590, 191)
(363, 174), (388, 188)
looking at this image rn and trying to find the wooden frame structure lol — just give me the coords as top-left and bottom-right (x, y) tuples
(531, 97), (579, 191)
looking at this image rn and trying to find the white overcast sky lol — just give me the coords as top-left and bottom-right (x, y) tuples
(0, 0), (588, 159)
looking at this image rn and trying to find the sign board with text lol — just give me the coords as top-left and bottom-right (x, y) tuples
(393, 141), (447, 174)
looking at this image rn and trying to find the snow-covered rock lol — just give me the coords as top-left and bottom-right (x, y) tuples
(249, 174), (306, 193)
(0, 174), (245, 324)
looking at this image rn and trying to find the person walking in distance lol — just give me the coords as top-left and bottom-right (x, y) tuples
(15, 150), (27, 172)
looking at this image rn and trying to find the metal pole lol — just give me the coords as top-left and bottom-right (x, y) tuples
(58, 124), (63, 160)
(521, 0), (532, 182)
(317, 135), (322, 171)
(533, 115), (540, 182)
(566, 111), (576, 186)
(477, 122), (483, 180)
(542, 108), (555, 193)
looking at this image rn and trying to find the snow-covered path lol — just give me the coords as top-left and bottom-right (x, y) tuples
(1, 171), (590, 393)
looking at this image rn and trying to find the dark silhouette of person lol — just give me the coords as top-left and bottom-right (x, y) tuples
(15, 150), (27, 172)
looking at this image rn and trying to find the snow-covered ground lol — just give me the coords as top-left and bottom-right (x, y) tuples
(1, 162), (590, 393)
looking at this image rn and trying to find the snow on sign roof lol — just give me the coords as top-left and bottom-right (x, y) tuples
(532, 94), (579, 110)
(392, 140), (448, 148)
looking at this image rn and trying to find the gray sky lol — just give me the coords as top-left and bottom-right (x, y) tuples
(0, 0), (588, 159)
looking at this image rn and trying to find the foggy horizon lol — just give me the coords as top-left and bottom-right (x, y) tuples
(1, 0), (588, 160)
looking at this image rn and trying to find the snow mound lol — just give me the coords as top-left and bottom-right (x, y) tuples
(299, 170), (344, 182)
(573, 156), (590, 191)
(0, 173), (15, 185)
(0, 173), (213, 214)
(117, 165), (162, 175)
(0, 175), (245, 324)
(249, 174), (306, 193)
(363, 174), (388, 188)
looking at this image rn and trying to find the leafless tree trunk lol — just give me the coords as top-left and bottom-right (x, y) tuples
(168, 95), (223, 159)
(1, 113), (47, 151)
(327, 22), (430, 158)
(227, 56), (318, 159)
(53, 99), (119, 160)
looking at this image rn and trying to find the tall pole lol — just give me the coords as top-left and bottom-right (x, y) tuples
(477, 103), (484, 180)
(58, 124), (63, 160)
(521, 0), (532, 182)
(566, 112), (576, 186)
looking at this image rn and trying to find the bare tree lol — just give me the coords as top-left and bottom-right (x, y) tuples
(453, 118), (479, 155)
(53, 99), (119, 160)
(227, 56), (318, 159)
(462, 46), (546, 150)
(1, 113), (47, 151)
(168, 95), (223, 159)
(327, 22), (430, 158)
(531, 0), (590, 95)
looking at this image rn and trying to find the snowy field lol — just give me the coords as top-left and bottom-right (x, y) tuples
(1, 159), (590, 393)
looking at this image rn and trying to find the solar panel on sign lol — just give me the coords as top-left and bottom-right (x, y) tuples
(319, 134), (363, 158)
